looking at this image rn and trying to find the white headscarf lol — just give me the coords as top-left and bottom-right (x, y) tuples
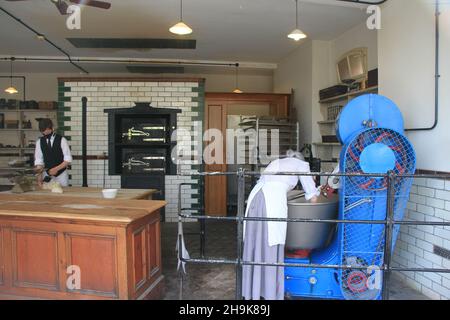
(286, 149), (305, 161)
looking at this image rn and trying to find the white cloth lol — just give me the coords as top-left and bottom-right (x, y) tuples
(244, 158), (320, 247)
(176, 221), (190, 274)
(34, 133), (72, 187)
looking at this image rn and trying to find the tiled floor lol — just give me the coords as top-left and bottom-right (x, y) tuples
(161, 221), (429, 300)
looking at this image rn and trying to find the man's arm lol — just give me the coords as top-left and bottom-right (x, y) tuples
(48, 137), (72, 176)
(34, 139), (45, 185)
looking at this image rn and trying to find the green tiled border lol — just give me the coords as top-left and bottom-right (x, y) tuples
(57, 81), (70, 137)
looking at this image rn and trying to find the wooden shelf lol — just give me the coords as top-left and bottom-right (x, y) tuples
(317, 120), (336, 125)
(319, 86), (378, 104)
(0, 109), (56, 113)
(0, 167), (31, 170)
(0, 147), (35, 151)
(0, 129), (40, 131)
(313, 142), (341, 146)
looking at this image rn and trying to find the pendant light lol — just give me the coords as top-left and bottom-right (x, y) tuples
(233, 64), (243, 94)
(287, 0), (307, 41)
(4, 58), (18, 95)
(169, 0), (193, 35)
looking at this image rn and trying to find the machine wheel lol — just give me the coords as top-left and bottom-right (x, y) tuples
(346, 271), (368, 293)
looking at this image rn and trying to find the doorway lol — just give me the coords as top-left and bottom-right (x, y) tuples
(204, 93), (291, 216)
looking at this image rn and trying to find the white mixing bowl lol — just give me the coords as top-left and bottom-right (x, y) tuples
(102, 189), (118, 199)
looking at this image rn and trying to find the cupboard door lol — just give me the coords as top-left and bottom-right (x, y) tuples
(65, 233), (118, 297)
(12, 230), (59, 290)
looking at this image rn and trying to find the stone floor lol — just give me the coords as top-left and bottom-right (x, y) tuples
(161, 220), (429, 300)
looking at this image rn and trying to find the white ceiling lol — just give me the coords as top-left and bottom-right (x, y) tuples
(0, 0), (372, 73)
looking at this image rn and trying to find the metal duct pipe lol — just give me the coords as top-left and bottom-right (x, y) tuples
(82, 96), (88, 187)
(0, 56), (242, 68)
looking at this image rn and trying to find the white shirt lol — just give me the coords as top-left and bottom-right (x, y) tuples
(34, 133), (72, 187)
(244, 157), (321, 247)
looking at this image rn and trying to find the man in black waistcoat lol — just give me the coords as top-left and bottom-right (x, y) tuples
(34, 118), (72, 187)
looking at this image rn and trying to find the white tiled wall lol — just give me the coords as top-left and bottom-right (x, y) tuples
(392, 178), (450, 300)
(59, 79), (204, 222)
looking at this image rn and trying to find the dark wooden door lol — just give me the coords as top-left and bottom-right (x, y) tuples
(204, 93), (291, 217)
(204, 102), (227, 216)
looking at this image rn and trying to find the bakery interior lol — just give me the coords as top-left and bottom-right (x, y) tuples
(0, 0), (449, 301)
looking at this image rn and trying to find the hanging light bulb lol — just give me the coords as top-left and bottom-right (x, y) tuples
(233, 64), (243, 94)
(5, 86), (18, 94)
(4, 58), (18, 95)
(287, 0), (307, 41)
(169, 0), (193, 35)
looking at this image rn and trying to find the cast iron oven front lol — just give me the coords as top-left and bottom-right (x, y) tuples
(105, 102), (181, 221)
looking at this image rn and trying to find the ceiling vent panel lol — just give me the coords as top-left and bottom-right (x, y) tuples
(67, 38), (196, 49)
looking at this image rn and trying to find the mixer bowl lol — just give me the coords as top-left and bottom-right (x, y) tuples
(286, 191), (339, 250)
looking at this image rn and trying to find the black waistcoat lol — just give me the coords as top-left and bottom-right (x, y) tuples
(40, 134), (66, 177)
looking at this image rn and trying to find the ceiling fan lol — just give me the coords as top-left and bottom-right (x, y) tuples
(5, 0), (112, 15)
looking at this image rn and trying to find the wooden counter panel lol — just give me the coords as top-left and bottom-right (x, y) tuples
(0, 228), (3, 286)
(66, 234), (117, 297)
(12, 230), (58, 291)
(128, 213), (162, 299)
(133, 227), (146, 289)
(148, 222), (161, 278)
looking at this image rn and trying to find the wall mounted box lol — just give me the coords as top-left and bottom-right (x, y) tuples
(368, 69), (378, 88)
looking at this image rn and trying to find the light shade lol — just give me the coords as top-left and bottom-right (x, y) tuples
(4, 86), (18, 94)
(287, 28), (307, 41)
(233, 88), (243, 94)
(169, 21), (193, 35)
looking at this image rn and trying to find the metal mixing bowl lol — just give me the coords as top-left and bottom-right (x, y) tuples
(286, 191), (339, 250)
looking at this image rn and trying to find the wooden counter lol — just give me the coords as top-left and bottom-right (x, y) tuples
(1, 187), (158, 200)
(0, 194), (166, 300)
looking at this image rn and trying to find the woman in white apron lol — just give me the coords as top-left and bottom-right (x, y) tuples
(242, 150), (320, 300)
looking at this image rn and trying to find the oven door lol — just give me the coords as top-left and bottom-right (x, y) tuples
(121, 148), (167, 174)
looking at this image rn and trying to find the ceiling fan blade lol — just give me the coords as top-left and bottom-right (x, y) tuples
(53, 0), (69, 15)
(69, 0), (111, 9)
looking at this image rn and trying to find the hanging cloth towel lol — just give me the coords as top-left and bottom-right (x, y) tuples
(176, 221), (190, 274)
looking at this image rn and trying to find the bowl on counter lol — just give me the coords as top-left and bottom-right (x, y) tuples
(102, 189), (118, 199)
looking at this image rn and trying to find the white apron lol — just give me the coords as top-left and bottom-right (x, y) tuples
(244, 180), (291, 247)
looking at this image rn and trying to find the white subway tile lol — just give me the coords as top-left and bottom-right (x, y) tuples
(417, 204), (435, 216)
(418, 187), (435, 198)
(427, 197), (446, 209)
(427, 179), (445, 189)
(436, 190), (450, 201)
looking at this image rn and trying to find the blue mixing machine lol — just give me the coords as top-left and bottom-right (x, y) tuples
(285, 94), (416, 300)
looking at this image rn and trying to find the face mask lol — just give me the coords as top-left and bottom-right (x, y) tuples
(43, 131), (53, 139)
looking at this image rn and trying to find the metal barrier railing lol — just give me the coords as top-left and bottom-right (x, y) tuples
(177, 169), (450, 300)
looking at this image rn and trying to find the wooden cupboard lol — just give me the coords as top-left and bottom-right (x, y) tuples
(0, 194), (165, 300)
